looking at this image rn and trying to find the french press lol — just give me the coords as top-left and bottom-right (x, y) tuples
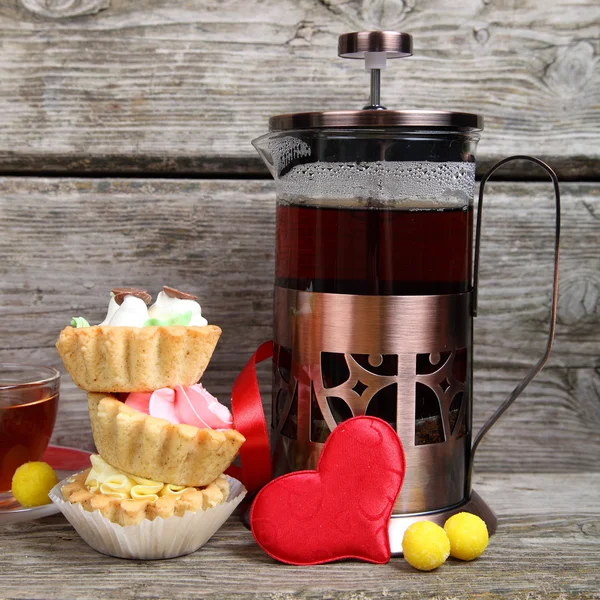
(252, 31), (560, 552)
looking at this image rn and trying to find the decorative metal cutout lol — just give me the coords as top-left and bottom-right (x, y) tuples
(277, 347), (468, 446)
(272, 343), (296, 436)
(310, 383), (329, 443)
(317, 353), (399, 434)
(352, 379), (369, 396)
(415, 382), (445, 445)
(365, 382), (398, 430)
(321, 352), (350, 389)
(415, 349), (467, 446)
(449, 392), (465, 435)
(325, 395), (353, 427)
(273, 288), (473, 514)
(280, 385), (298, 440)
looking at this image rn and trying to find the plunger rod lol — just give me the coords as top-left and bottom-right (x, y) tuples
(370, 69), (381, 108)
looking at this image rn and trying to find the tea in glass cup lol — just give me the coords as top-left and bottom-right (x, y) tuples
(0, 364), (60, 497)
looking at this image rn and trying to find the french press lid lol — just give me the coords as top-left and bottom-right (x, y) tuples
(269, 31), (483, 132)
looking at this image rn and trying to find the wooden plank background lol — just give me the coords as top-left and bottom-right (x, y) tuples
(0, 0), (598, 177)
(1, 177), (598, 473)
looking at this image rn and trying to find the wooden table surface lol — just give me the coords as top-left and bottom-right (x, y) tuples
(1, 473), (599, 599)
(0, 1), (599, 598)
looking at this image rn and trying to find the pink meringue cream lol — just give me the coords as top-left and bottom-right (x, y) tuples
(125, 384), (233, 430)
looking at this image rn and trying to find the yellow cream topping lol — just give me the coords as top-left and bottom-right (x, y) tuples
(85, 455), (195, 502)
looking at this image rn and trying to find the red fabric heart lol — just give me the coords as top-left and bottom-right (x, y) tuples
(250, 416), (405, 565)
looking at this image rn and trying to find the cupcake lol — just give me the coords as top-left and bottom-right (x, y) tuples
(53, 286), (247, 559)
(56, 287), (221, 392)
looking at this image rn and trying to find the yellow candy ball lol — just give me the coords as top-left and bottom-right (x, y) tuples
(402, 520), (450, 571)
(11, 461), (58, 508)
(444, 512), (489, 561)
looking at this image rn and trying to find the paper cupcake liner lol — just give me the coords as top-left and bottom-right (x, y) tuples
(49, 474), (246, 560)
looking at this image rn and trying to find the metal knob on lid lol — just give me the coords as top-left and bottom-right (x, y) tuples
(266, 30), (482, 131)
(338, 31), (413, 58)
(338, 31), (413, 110)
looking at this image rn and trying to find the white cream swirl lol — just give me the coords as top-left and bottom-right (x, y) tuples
(147, 291), (208, 326)
(98, 296), (119, 326)
(99, 295), (149, 327)
(85, 455), (195, 501)
(72, 287), (209, 328)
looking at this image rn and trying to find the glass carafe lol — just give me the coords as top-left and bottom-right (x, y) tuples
(254, 118), (480, 516)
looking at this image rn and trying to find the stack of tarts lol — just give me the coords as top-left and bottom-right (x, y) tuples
(51, 287), (246, 559)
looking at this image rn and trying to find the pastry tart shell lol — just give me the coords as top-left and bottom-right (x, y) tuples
(56, 325), (221, 392)
(88, 393), (245, 487)
(60, 470), (230, 526)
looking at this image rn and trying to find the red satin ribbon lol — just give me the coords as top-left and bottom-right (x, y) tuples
(227, 341), (273, 494)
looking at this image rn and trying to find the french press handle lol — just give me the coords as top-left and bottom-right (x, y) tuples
(470, 156), (561, 458)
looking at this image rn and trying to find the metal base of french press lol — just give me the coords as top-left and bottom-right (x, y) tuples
(388, 490), (497, 556)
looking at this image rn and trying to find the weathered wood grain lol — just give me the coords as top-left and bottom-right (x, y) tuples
(0, 177), (598, 472)
(19, 0), (110, 19)
(0, 473), (599, 599)
(0, 0), (598, 176)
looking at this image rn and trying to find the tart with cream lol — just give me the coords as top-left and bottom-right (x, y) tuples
(88, 387), (245, 487)
(61, 456), (231, 527)
(56, 287), (221, 392)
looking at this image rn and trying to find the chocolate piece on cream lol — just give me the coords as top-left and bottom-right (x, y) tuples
(112, 288), (152, 306)
(163, 286), (198, 301)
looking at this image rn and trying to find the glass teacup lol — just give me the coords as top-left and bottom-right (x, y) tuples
(0, 364), (60, 499)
